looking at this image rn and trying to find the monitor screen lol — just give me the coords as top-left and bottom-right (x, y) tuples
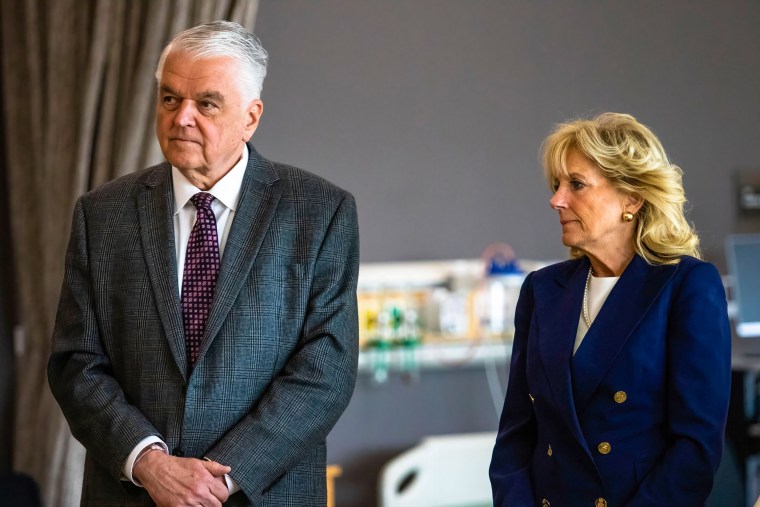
(726, 234), (760, 338)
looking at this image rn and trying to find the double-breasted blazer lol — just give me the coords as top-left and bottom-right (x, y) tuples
(490, 255), (731, 507)
(48, 144), (360, 506)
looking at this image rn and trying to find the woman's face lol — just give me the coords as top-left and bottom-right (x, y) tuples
(549, 149), (636, 259)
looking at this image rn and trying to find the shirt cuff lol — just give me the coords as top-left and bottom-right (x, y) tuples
(122, 436), (168, 485)
(225, 474), (241, 494)
(204, 457), (241, 494)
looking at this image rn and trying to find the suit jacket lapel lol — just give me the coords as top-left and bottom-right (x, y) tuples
(536, 258), (589, 453)
(197, 146), (283, 363)
(138, 164), (188, 378)
(571, 255), (677, 415)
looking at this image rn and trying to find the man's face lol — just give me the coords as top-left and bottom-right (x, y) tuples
(156, 50), (262, 180)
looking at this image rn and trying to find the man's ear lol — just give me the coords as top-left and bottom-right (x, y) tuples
(242, 99), (263, 142)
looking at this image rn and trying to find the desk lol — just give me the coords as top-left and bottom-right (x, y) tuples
(732, 332), (760, 372)
(326, 465), (342, 507)
(730, 334), (760, 507)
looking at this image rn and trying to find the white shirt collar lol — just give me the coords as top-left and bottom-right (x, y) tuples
(172, 144), (249, 214)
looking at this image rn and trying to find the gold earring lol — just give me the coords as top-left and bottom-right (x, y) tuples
(622, 212), (634, 222)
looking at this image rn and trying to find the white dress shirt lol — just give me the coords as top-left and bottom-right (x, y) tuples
(122, 145), (249, 494)
(172, 145), (248, 289)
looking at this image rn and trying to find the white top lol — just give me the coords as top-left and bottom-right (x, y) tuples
(573, 274), (619, 355)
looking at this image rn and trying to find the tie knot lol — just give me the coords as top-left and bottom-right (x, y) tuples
(190, 192), (214, 211)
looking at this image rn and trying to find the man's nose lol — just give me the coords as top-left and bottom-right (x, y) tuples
(174, 100), (197, 127)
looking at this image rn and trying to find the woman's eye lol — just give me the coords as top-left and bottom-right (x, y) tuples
(570, 180), (585, 190)
(551, 180), (559, 192)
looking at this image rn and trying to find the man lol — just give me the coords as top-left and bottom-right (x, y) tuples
(48, 21), (359, 507)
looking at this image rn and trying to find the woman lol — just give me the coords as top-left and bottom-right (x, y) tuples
(489, 113), (731, 507)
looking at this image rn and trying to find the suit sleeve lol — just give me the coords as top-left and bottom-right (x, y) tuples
(489, 271), (537, 506)
(47, 197), (163, 481)
(625, 262), (732, 506)
(205, 192), (360, 503)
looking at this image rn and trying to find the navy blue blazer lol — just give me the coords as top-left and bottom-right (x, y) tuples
(489, 255), (731, 507)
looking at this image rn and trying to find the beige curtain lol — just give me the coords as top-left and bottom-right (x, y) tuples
(0, 1), (259, 505)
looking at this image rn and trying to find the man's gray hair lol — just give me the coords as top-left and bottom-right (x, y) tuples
(155, 20), (269, 100)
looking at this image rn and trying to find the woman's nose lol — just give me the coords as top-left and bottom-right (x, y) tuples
(550, 188), (566, 209)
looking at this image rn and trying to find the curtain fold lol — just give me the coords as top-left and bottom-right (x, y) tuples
(0, 1), (258, 505)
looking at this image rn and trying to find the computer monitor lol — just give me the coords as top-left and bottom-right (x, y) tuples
(726, 234), (760, 338)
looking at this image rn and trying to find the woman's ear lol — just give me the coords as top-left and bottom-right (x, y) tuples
(625, 193), (644, 214)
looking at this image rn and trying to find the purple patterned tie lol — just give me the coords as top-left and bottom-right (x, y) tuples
(181, 192), (220, 367)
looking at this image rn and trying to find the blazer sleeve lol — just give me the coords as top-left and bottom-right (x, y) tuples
(204, 192), (360, 503)
(48, 197), (163, 481)
(625, 261), (732, 507)
(490, 271), (537, 507)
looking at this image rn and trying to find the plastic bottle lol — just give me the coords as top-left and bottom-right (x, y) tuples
(479, 245), (524, 340)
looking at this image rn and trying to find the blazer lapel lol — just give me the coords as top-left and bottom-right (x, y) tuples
(138, 164), (188, 378)
(536, 258), (590, 453)
(197, 147), (283, 363)
(571, 255), (677, 415)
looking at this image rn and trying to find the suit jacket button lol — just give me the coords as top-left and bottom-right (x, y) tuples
(597, 442), (611, 455)
(595, 498), (607, 507)
(542, 499), (550, 507)
(172, 447), (185, 457)
(547, 444), (552, 456)
(613, 391), (627, 403)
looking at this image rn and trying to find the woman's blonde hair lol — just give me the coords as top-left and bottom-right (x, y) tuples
(541, 112), (700, 264)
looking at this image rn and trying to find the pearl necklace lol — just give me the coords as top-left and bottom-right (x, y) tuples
(582, 267), (593, 328)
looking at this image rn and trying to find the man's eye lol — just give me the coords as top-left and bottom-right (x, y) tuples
(163, 96), (178, 107)
(200, 101), (217, 110)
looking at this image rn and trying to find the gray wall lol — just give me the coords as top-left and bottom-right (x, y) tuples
(254, 0), (760, 269)
(252, 2), (760, 506)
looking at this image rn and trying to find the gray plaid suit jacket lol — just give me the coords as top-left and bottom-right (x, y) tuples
(48, 144), (360, 506)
